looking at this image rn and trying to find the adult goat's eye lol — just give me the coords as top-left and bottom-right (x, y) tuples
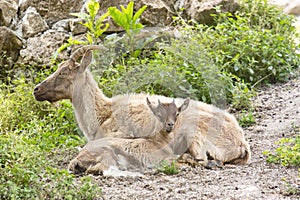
(59, 69), (68, 77)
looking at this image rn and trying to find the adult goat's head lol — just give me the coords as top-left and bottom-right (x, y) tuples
(147, 98), (190, 133)
(33, 45), (107, 103)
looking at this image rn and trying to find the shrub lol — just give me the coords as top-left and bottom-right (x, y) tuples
(206, 0), (300, 84)
(94, 0), (299, 109)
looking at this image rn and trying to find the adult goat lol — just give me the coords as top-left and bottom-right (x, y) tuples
(33, 45), (251, 166)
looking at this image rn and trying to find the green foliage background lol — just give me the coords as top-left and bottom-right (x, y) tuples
(0, 0), (299, 199)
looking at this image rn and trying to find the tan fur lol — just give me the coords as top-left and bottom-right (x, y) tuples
(171, 105), (251, 165)
(34, 46), (251, 167)
(68, 99), (187, 174)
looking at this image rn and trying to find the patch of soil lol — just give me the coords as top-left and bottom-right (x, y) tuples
(92, 76), (300, 199)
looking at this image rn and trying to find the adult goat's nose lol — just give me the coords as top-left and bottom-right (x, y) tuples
(34, 83), (43, 92)
(34, 86), (39, 92)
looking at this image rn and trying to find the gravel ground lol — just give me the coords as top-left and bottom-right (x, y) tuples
(87, 76), (300, 200)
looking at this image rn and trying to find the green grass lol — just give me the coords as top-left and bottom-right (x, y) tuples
(0, 73), (101, 199)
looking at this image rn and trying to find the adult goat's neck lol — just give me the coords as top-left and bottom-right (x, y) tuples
(72, 69), (112, 140)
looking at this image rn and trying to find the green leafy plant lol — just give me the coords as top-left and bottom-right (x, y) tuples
(206, 0), (300, 84)
(108, 1), (146, 34)
(229, 74), (255, 110)
(54, 0), (109, 61)
(71, 0), (109, 44)
(237, 109), (256, 127)
(108, 1), (147, 56)
(263, 134), (300, 167)
(157, 160), (179, 175)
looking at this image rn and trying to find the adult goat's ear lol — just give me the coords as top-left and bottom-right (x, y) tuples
(78, 50), (93, 73)
(146, 97), (156, 114)
(178, 98), (190, 113)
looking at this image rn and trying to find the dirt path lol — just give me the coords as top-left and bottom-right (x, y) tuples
(94, 76), (300, 200)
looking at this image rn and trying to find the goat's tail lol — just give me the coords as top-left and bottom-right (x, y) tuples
(70, 45), (108, 63)
(229, 142), (251, 165)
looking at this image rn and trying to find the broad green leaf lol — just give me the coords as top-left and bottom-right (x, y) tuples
(87, 0), (99, 19)
(95, 23), (109, 38)
(109, 7), (130, 30)
(99, 11), (110, 21)
(133, 5), (147, 24)
(86, 33), (93, 44)
(121, 2), (134, 26)
(121, 1), (133, 19)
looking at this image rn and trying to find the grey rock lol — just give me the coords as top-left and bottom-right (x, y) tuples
(284, 0), (300, 16)
(52, 19), (70, 32)
(18, 30), (69, 66)
(69, 18), (87, 35)
(19, 0), (84, 26)
(0, 26), (23, 67)
(184, 0), (239, 24)
(0, 0), (18, 27)
(21, 7), (49, 39)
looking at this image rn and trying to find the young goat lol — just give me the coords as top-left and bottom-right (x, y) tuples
(68, 98), (190, 174)
(34, 45), (251, 166)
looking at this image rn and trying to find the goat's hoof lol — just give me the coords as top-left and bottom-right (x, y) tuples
(204, 160), (223, 169)
(68, 160), (86, 174)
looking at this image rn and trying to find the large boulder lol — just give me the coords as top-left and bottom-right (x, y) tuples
(0, 0), (18, 27)
(135, 0), (175, 27)
(268, 0), (300, 15)
(0, 26), (23, 68)
(18, 30), (69, 67)
(184, 0), (239, 24)
(21, 7), (49, 39)
(284, 0), (300, 16)
(19, 0), (84, 26)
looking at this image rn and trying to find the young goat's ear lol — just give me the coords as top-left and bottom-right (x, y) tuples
(178, 98), (190, 113)
(78, 50), (93, 73)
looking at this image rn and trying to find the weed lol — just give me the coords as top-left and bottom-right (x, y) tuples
(237, 109), (256, 127)
(285, 183), (299, 196)
(157, 160), (179, 175)
(71, 0), (109, 44)
(263, 133), (300, 167)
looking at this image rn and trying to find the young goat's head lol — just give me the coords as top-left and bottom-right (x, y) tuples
(33, 45), (107, 103)
(147, 98), (190, 133)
